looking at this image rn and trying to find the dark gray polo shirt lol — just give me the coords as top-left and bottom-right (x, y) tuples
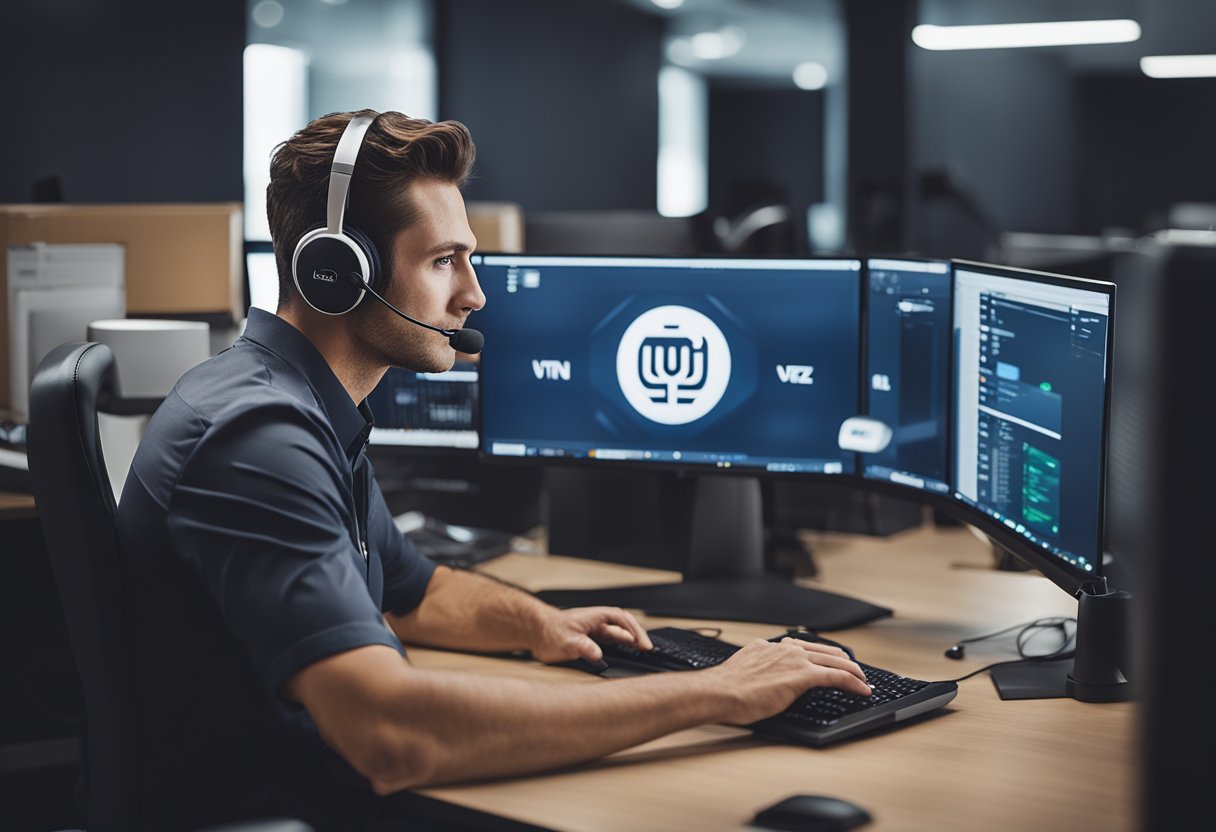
(115, 308), (437, 830)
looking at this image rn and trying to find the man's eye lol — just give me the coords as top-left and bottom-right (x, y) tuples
(436, 256), (453, 267)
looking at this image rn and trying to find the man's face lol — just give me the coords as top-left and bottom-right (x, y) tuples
(358, 178), (484, 373)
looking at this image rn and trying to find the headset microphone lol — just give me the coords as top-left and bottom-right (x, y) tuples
(352, 272), (484, 354)
(291, 110), (483, 355)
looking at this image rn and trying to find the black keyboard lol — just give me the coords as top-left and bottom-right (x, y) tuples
(592, 627), (958, 746)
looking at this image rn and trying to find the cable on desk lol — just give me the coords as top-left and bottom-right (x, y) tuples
(935, 616), (1077, 684)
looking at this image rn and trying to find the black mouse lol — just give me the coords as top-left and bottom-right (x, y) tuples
(553, 656), (610, 675)
(751, 794), (872, 831)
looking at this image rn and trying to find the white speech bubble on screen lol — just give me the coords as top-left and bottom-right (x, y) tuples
(838, 416), (894, 453)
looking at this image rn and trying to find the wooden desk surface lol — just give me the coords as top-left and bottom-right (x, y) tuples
(408, 524), (1137, 832)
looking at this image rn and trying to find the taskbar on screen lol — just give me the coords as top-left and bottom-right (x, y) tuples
(487, 440), (849, 474)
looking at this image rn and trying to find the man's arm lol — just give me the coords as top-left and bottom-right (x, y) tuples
(387, 566), (653, 662)
(285, 636), (870, 794)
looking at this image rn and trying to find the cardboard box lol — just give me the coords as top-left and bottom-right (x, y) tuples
(0, 203), (242, 413)
(466, 202), (524, 253)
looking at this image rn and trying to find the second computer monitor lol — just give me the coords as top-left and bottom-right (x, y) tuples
(863, 258), (952, 493)
(475, 255), (862, 475)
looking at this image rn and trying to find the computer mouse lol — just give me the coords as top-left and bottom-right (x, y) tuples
(751, 794), (872, 831)
(553, 656), (610, 675)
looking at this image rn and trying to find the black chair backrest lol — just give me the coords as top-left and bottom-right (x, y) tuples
(28, 341), (138, 831)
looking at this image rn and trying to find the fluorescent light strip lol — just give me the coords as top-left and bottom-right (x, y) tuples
(1141, 54), (1216, 78)
(912, 19), (1140, 51)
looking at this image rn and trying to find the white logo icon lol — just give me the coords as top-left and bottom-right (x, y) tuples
(616, 306), (731, 425)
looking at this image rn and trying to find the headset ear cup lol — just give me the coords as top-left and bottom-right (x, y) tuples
(344, 226), (381, 292)
(292, 227), (369, 315)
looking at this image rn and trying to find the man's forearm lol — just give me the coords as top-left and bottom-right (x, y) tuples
(387, 566), (554, 653)
(364, 662), (734, 793)
(291, 639), (864, 796)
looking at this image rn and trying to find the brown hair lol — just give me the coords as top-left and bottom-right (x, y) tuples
(266, 109), (476, 307)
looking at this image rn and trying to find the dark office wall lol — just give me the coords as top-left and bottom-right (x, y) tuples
(0, 0), (244, 203)
(435, 0), (661, 211)
(909, 48), (1078, 256)
(1075, 76), (1216, 234)
(708, 86), (824, 222)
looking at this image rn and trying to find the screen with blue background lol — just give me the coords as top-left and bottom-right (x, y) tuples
(953, 265), (1112, 574)
(474, 256), (862, 475)
(863, 259), (952, 493)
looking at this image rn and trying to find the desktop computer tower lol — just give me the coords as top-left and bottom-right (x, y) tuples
(6, 243), (124, 418)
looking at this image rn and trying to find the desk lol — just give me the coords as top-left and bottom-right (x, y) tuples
(406, 524), (1137, 832)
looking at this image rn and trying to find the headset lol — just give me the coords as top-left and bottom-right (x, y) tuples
(290, 111), (483, 354)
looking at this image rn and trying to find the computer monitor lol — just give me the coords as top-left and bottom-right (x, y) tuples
(950, 260), (1114, 594)
(477, 255), (861, 474)
(943, 261), (1132, 705)
(366, 362), (479, 451)
(862, 258), (952, 494)
(475, 253), (892, 628)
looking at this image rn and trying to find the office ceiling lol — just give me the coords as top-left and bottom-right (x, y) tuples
(618, 0), (1216, 84)
(617, 0), (845, 86)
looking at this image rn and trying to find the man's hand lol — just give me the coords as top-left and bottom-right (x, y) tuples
(531, 606), (654, 664)
(707, 637), (871, 725)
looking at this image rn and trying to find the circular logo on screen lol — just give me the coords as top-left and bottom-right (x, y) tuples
(616, 306), (731, 425)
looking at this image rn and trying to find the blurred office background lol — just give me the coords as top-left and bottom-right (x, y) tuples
(4, 0), (1214, 259)
(1, 0), (1213, 828)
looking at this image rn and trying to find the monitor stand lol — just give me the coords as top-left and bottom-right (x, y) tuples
(536, 476), (892, 631)
(989, 586), (1133, 702)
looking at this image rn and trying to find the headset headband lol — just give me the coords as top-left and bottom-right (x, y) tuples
(326, 112), (380, 234)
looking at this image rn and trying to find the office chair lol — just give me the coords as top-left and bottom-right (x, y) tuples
(27, 342), (312, 832)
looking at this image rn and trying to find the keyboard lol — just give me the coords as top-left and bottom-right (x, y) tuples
(590, 627), (958, 747)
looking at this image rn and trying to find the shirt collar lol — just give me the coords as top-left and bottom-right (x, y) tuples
(241, 308), (373, 459)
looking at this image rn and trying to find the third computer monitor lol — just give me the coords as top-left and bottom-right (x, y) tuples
(951, 260), (1113, 579)
(474, 255), (862, 476)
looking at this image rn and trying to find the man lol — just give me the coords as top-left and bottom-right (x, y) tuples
(115, 110), (869, 831)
